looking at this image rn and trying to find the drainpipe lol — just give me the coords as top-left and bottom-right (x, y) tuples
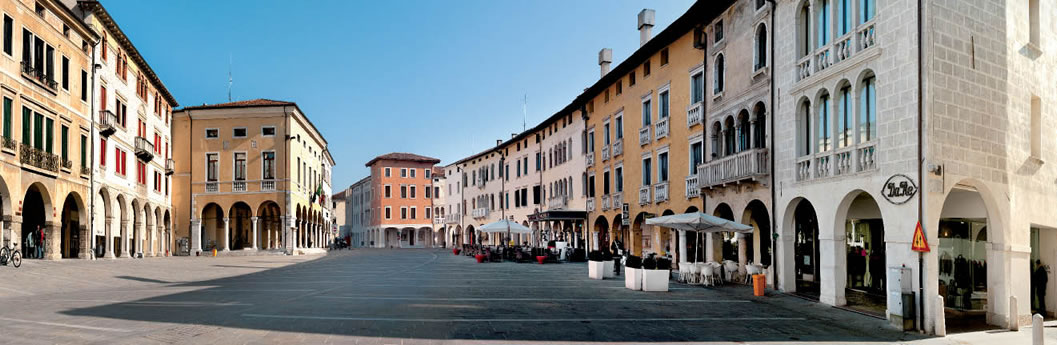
(89, 35), (98, 260)
(916, 0), (925, 332)
(766, 0), (778, 291)
(692, 23), (707, 263)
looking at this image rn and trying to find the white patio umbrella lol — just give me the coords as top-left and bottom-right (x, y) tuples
(479, 219), (532, 246)
(645, 212), (752, 233)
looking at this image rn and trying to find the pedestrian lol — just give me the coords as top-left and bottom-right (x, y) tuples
(26, 228), (35, 258)
(37, 226), (45, 259)
(1034, 259), (1048, 317)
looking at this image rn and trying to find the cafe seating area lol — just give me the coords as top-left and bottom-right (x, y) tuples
(459, 244), (586, 264)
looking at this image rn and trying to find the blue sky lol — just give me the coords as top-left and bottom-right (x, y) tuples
(104, 0), (694, 190)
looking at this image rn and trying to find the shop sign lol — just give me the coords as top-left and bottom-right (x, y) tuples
(621, 203), (630, 225)
(881, 174), (917, 205)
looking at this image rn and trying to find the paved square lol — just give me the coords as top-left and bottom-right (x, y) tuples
(0, 249), (922, 344)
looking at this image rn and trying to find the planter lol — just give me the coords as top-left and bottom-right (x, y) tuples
(588, 260), (604, 279)
(642, 269), (670, 292)
(453, 248), (461, 255)
(603, 260), (615, 278)
(536, 256), (547, 264)
(625, 267), (642, 290)
(475, 254), (486, 263)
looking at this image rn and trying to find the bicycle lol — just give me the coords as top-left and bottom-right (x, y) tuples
(0, 243), (22, 268)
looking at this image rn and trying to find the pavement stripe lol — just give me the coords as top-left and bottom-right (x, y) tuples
(0, 316), (131, 332)
(242, 313), (805, 322)
(315, 296), (749, 303)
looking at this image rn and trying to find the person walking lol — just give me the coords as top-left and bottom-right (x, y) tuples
(38, 226), (45, 259)
(1034, 259), (1048, 317)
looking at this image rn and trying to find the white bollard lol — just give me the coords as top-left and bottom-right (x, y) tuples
(1011, 295), (1020, 331)
(936, 295), (947, 336)
(1033, 314), (1044, 345)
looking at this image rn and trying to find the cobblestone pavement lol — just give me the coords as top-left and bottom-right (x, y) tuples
(0, 248), (938, 344)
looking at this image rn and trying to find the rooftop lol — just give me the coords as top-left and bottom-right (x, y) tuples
(366, 152), (441, 167)
(179, 98), (295, 110)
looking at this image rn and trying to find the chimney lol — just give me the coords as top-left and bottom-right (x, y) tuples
(638, 9), (655, 47)
(598, 48), (613, 77)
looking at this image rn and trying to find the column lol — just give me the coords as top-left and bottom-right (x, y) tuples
(134, 222), (143, 257)
(7, 217), (20, 255)
(264, 219), (271, 249)
(120, 220), (130, 257)
(105, 217), (115, 258)
(191, 219), (202, 255)
(44, 221), (60, 260)
(679, 230), (688, 264)
(250, 217), (259, 250)
(79, 225), (91, 259)
(737, 233), (748, 273)
(222, 217), (231, 251)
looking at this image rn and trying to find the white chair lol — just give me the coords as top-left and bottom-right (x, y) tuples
(723, 260), (739, 282)
(700, 263), (715, 286)
(745, 264), (762, 284)
(688, 263), (701, 285)
(678, 264), (690, 283)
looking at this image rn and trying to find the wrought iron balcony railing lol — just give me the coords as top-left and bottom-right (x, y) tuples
(20, 143), (59, 172)
(134, 136), (154, 161)
(98, 110), (119, 137)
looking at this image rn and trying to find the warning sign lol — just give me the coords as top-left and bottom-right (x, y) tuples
(911, 222), (930, 252)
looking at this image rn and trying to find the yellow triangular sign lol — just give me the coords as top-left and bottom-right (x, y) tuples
(911, 222), (930, 252)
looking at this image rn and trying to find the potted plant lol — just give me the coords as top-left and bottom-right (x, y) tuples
(602, 250), (615, 279)
(588, 250), (604, 279)
(625, 255), (642, 290)
(453, 248), (461, 255)
(642, 257), (671, 292)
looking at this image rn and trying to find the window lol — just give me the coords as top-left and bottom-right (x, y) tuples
(426, 207), (431, 219)
(80, 70), (87, 101)
(817, 0), (830, 48)
(401, 207), (407, 219)
(643, 59), (651, 76)
(713, 54), (725, 94)
(714, 20), (724, 43)
(400, 168), (407, 177)
(425, 169), (431, 178)
(384, 167), (391, 177)
(798, 101), (812, 156)
(425, 185), (432, 198)
(616, 79), (622, 95)
(410, 207), (417, 219)
(818, 93), (830, 152)
(629, 70), (636, 86)
(206, 153), (218, 181)
(410, 168), (416, 178)
(659, 90), (669, 119)
(837, 0), (851, 36)
(1029, 0), (1040, 47)
(755, 25), (768, 71)
(799, 3), (812, 57)
(535, 152), (541, 171)
(859, 0), (875, 24)
(400, 185), (407, 198)
(1, 97), (9, 140)
(61, 56), (68, 90)
(615, 113), (624, 139)
(2, 15), (10, 55)
(384, 185), (391, 198)
(384, 207), (392, 220)
(232, 127), (247, 138)
(262, 151), (275, 179)
(837, 86), (851, 148)
(99, 138), (107, 167)
(205, 128), (218, 138)
(60, 125), (67, 163)
(34, 3), (43, 17)
(691, 71), (704, 104)
(690, 140), (703, 174)
(641, 98), (651, 126)
(642, 157), (652, 185)
(603, 170), (611, 194)
(80, 134), (87, 171)
(1031, 95), (1042, 158)
(410, 185), (416, 198)
(756, 0), (766, 10)
(603, 122), (611, 146)
(660, 48), (669, 65)
(21, 106), (29, 146)
(22, 29), (56, 90)
(262, 126), (275, 136)
(859, 76), (876, 142)
(615, 166), (623, 193)
(658, 151), (669, 182)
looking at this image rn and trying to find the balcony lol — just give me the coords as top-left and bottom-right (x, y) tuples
(98, 110), (119, 137)
(586, 152), (595, 167)
(796, 21), (877, 83)
(697, 148), (770, 189)
(260, 180), (276, 191)
(444, 213), (461, 224)
(205, 182), (219, 193)
(612, 138), (623, 156)
(547, 195), (567, 210)
(20, 143), (59, 172)
(653, 182), (668, 203)
(601, 145), (610, 161)
(601, 194), (611, 210)
(813, 45), (832, 73)
(20, 61), (57, 92)
(795, 141), (876, 182)
(165, 158), (174, 176)
(655, 117), (669, 140)
(1, 136), (15, 151)
(433, 217), (444, 224)
(687, 103), (703, 128)
(613, 192), (623, 210)
(639, 127), (651, 146)
(134, 136), (154, 161)
(232, 181), (247, 192)
(586, 197), (595, 212)
(472, 207), (489, 219)
(638, 186), (651, 205)
(858, 21), (876, 51)
(61, 158), (72, 171)
(80, 164), (90, 176)
(685, 174), (699, 198)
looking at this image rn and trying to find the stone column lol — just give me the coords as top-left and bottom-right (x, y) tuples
(7, 217), (20, 254)
(264, 220), (271, 249)
(44, 221), (60, 260)
(738, 233), (748, 273)
(120, 220), (130, 258)
(191, 219), (202, 255)
(79, 225), (91, 259)
(134, 222), (143, 257)
(222, 217), (231, 251)
(250, 217), (259, 250)
(105, 217), (115, 258)
(679, 230), (688, 264)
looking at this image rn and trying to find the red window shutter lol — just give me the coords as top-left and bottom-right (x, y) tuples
(100, 138), (107, 166)
(101, 32), (107, 61)
(100, 86), (107, 112)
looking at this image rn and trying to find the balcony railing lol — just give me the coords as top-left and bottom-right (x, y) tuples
(134, 136), (154, 161)
(638, 127), (651, 146)
(472, 207), (489, 219)
(638, 186), (651, 205)
(586, 152), (595, 167)
(613, 192), (623, 210)
(612, 138), (623, 156)
(165, 158), (175, 175)
(601, 145), (610, 161)
(205, 182), (219, 193)
(834, 33), (854, 63)
(685, 174), (699, 198)
(858, 21), (876, 51)
(796, 141), (877, 182)
(586, 197), (595, 212)
(259, 180), (275, 191)
(98, 110), (119, 137)
(698, 148), (770, 188)
(61, 158), (72, 171)
(653, 182), (668, 203)
(813, 45), (832, 73)
(433, 217), (444, 224)
(548, 195), (567, 210)
(797, 21), (877, 83)
(232, 181), (247, 192)
(444, 213), (461, 224)
(687, 103), (703, 128)
(21, 61), (57, 91)
(1, 136), (16, 151)
(601, 194), (611, 210)
(796, 55), (812, 81)
(20, 143), (59, 172)
(80, 164), (90, 176)
(655, 118), (669, 140)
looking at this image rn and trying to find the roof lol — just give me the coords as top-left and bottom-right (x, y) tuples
(453, 0), (733, 165)
(180, 98), (294, 111)
(365, 152), (441, 167)
(76, 1), (177, 106)
(331, 190), (347, 201)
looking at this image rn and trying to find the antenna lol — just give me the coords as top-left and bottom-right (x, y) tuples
(227, 54), (233, 102)
(522, 94), (527, 132)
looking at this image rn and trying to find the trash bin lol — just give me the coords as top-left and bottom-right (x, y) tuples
(753, 274), (766, 296)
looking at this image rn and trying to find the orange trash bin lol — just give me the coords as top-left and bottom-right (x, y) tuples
(752, 274), (766, 296)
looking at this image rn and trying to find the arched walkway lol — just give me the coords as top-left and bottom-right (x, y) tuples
(257, 201), (282, 250)
(229, 202), (252, 250)
(791, 199), (821, 299)
(21, 183), (52, 259)
(201, 203), (224, 251)
(938, 183), (992, 330)
(60, 193), (86, 259)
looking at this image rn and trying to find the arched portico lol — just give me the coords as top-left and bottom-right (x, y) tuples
(21, 182), (53, 260)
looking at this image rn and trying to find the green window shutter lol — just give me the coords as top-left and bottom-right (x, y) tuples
(33, 113), (42, 149)
(45, 117), (53, 153)
(21, 107), (29, 144)
(80, 135), (86, 167)
(2, 98), (10, 139)
(60, 125), (68, 160)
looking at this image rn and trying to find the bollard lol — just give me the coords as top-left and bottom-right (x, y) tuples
(1033, 314), (1044, 345)
(936, 295), (946, 336)
(1010, 295), (1019, 331)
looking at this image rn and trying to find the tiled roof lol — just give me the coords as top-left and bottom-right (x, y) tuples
(180, 99), (295, 110)
(365, 152), (441, 167)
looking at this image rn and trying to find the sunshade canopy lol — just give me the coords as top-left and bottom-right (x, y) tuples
(644, 212), (753, 233)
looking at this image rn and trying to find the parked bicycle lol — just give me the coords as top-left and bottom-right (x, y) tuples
(0, 243), (22, 268)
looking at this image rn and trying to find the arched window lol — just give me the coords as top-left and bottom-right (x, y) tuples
(817, 0), (830, 48)
(711, 122), (722, 158)
(817, 92), (831, 153)
(798, 2), (811, 57)
(859, 74), (876, 142)
(724, 117), (735, 156)
(798, 100), (812, 157)
(713, 54), (725, 94)
(737, 111), (750, 152)
(755, 24), (767, 70)
(753, 103), (767, 148)
(837, 83), (852, 148)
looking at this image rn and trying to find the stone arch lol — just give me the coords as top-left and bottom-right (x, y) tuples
(723, 116), (736, 156)
(631, 212), (649, 256)
(201, 202), (224, 251)
(21, 182), (53, 259)
(0, 173), (13, 221)
(59, 192), (87, 259)
(832, 189), (886, 310)
(93, 187), (112, 258)
(594, 215), (610, 251)
(229, 202), (252, 250)
(257, 200), (282, 250)
(935, 178), (1004, 327)
(115, 194), (129, 257)
(752, 101), (767, 148)
(163, 209), (171, 255)
(741, 199), (772, 267)
(782, 197), (821, 299)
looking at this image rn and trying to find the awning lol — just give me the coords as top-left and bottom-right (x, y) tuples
(645, 212), (753, 233)
(478, 219), (533, 234)
(528, 210), (588, 221)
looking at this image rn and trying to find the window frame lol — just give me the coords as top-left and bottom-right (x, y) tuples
(232, 127), (247, 138)
(204, 128), (219, 139)
(261, 126), (276, 137)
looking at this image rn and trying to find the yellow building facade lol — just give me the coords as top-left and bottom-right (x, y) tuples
(172, 99), (334, 255)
